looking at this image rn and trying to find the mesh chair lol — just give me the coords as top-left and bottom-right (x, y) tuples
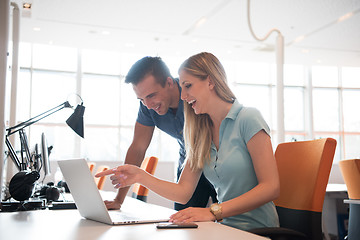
(132, 156), (158, 202)
(94, 165), (109, 190)
(250, 138), (337, 240)
(339, 159), (360, 240)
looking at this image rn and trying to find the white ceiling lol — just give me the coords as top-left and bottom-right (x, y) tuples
(10, 0), (360, 66)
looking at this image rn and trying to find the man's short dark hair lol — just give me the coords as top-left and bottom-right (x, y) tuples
(125, 56), (172, 87)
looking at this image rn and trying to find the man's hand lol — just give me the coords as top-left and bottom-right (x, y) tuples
(104, 199), (122, 210)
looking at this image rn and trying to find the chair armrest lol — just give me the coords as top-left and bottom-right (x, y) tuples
(248, 227), (309, 240)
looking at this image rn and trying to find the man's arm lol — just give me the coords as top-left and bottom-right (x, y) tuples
(104, 122), (154, 210)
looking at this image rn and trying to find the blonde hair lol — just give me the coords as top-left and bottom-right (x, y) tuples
(179, 52), (236, 170)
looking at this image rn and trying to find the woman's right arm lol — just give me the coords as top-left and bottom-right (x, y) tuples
(96, 161), (202, 204)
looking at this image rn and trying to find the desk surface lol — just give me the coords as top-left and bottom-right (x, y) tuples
(326, 183), (347, 192)
(0, 197), (267, 240)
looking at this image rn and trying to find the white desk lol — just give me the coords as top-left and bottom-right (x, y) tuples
(0, 197), (267, 240)
(344, 199), (360, 204)
(326, 183), (347, 195)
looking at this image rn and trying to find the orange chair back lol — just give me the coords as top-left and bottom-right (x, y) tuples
(132, 156), (158, 199)
(94, 165), (109, 190)
(88, 162), (96, 173)
(339, 159), (360, 199)
(274, 138), (337, 212)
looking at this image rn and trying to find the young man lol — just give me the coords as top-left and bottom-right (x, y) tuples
(104, 56), (216, 211)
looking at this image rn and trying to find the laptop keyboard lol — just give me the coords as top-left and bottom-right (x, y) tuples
(109, 211), (140, 221)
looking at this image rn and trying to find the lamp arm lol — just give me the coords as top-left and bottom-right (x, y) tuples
(6, 101), (72, 136)
(4, 98), (83, 171)
(5, 136), (21, 170)
(5, 128), (38, 172)
(19, 129), (32, 170)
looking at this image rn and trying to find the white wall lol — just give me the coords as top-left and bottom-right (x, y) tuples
(328, 164), (345, 184)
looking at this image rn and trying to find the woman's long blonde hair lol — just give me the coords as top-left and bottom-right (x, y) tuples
(179, 52), (236, 170)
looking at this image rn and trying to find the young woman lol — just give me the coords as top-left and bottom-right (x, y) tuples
(96, 52), (280, 231)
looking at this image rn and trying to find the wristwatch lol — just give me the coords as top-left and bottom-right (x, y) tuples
(209, 203), (223, 222)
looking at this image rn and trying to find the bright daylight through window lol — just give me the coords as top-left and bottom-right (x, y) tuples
(15, 43), (360, 164)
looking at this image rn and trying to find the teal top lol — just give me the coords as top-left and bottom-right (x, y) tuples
(203, 99), (279, 230)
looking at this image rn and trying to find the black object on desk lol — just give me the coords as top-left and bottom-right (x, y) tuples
(156, 223), (198, 229)
(48, 201), (77, 210)
(1, 199), (46, 212)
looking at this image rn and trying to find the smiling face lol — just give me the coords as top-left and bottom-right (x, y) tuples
(133, 74), (176, 115)
(179, 70), (214, 115)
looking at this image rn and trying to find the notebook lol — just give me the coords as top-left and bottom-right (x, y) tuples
(57, 158), (172, 225)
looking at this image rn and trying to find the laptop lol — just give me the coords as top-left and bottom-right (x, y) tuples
(57, 158), (172, 225)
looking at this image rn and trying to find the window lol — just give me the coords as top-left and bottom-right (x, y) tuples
(82, 74), (121, 125)
(17, 44), (183, 163)
(312, 66), (360, 162)
(313, 88), (339, 132)
(284, 87), (304, 132)
(15, 43), (360, 165)
(32, 44), (77, 72)
(31, 70), (76, 122)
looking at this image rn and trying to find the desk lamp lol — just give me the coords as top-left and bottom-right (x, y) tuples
(5, 95), (85, 202)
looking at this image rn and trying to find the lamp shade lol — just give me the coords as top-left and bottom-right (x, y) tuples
(66, 103), (85, 138)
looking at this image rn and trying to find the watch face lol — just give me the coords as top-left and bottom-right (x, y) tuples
(210, 204), (222, 221)
(212, 205), (220, 211)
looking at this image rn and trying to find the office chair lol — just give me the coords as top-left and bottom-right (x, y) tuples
(132, 156), (158, 202)
(249, 138), (337, 240)
(94, 165), (109, 190)
(339, 159), (360, 240)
